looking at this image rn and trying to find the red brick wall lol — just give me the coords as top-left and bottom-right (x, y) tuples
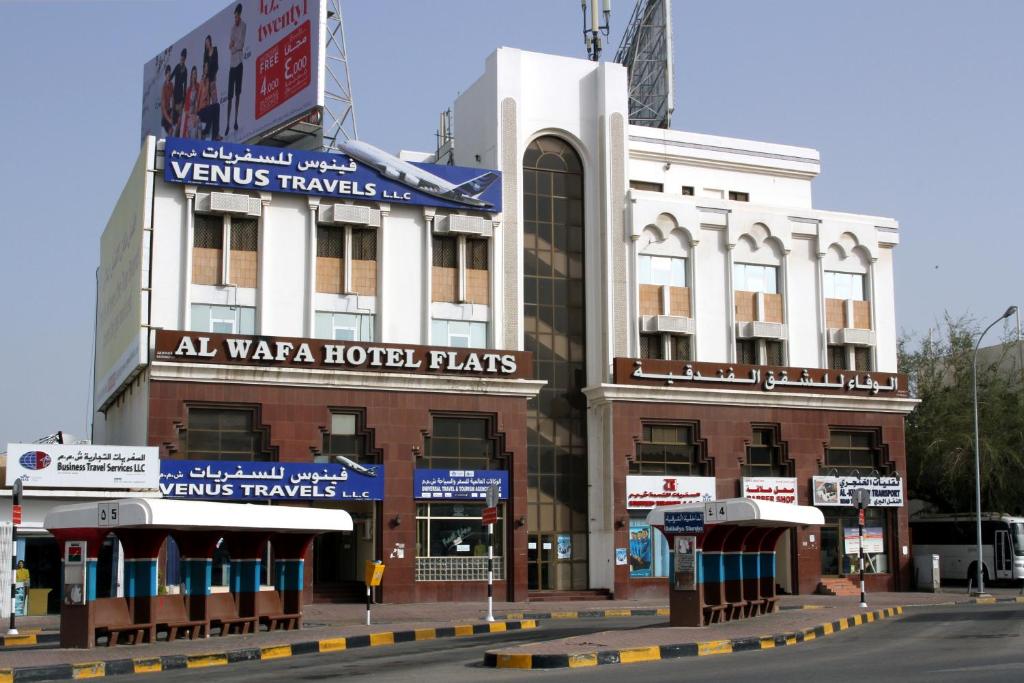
(147, 380), (530, 604)
(609, 401), (909, 597)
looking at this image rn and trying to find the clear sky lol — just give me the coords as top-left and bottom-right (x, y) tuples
(0, 0), (1021, 447)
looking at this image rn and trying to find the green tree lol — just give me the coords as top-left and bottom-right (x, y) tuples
(900, 316), (1024, 514)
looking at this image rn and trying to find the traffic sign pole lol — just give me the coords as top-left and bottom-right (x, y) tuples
(484, 483), (499, 623)
(9, 480), (22, 636)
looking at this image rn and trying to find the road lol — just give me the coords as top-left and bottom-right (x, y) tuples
(143, 604), (1024, 682)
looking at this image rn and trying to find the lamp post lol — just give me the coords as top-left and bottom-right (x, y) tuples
(971, 305), (1018, 596)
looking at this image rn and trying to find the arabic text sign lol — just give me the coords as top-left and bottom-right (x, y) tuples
(844, 527), (885, 554)
(812, 476), (904, 507)
(6, 444), (159, 490)
(742, 477), (799, 505)
(613, 358), (908, 398)
(159, 460), (384, 501)
(164, 138), (502, 211)
(664, 511), (705, 535)
(414, 469), (508, 500)
(626, 475), (716, 509)
(141, 0), (324, 147)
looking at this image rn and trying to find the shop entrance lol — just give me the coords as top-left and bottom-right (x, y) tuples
(527, 533), (587, 591)
(312, 501), (376, 602)
(820, 525), (841, 576)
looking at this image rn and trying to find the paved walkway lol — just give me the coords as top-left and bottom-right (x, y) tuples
(0, 588), (1008, 673)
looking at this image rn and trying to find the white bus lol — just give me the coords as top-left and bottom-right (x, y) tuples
(910, 513), (1024, 584)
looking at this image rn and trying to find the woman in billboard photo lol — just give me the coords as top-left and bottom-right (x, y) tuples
(180, 66), (200, 138)
(160, 65), (174, 135)
(197, 62), (221, 140)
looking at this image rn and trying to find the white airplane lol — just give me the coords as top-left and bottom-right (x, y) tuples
(339, 139), (499, 209)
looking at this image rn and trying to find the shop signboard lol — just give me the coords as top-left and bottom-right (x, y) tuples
(141, 0), (326, 146)
(159, 460), (384, 501)
(626, 475), (716, 509)
(811, 476), (903, 507)
(6, 444), (159, 490)
(664, 511), (704, 535)
(164, 137), (502, 211)
(843, 527), (884, 554)
(741, 477), (799, 504)
(413, 469), (508, 500)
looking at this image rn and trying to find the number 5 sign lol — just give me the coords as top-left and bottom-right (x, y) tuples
(97, 502), (119, 527)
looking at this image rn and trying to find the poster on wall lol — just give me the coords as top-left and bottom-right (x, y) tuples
(812, 476), (903, 507)
(742, 477), (798, 504)
(615, 548), (628, 566)
(141, 0), (325, 146)
(6, 444), (159, 490)
(673, 536), (697, 591)
(629, 524), (653, 577)
(556, 535), (572, 560)
(843, 527), (884, 554)
(626, 475), (716, 509)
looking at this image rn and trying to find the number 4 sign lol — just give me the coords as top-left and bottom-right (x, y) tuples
(705, 501), (727, 522)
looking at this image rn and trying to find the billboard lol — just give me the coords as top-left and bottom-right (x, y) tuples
(6, 444), (159, 490)
(164, 137), (502, 211)
(141, 0), (325, 145)
(94, 141), (152, 409)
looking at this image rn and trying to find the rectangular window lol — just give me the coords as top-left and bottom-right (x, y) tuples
(827, 344), (848, 370)
(192, 214), (224, 285)
(638, 254), (686, 287)
(639, 333), (663, 359)
(671, 334), (692, 362)
(350, 228), (378, 296)
(629, 180), (663, 192)
(728, 191), (750, 202)
(465, 237), (490, 305)
(229, 217), (259, 288)
(191, 304), (255, 334)
(733, 263), (778, 294)
(317, 225), (377, 295)
(424, 416), (497, 470)
(680, 185), (694, 196)
(181, 406), (274, 461)
(824, 271), (866, 301)
(854, 346), (873, 371)
(432, 319), (486, 348)
(736, 339), (757, 365)
(415, 503), (505, 581)
(314, 311), (374, 341)
(318, 412), (371, 464)
(743, 427), (789, 477)
(825, 430), (879, 471)
(632, 424), (702, 475)
(431, 235), (458, 303)
(765, 340), (784, 366)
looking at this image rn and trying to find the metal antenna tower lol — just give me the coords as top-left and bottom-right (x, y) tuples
(322, 0), (359, 150)
(615, 0), (674, 128)
(581, 0), (611, 61)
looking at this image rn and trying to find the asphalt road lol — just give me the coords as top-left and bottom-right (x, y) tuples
(141, 604), (1024, 682)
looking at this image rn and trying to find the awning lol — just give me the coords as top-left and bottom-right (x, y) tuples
(646, 498), (824, 528)
(44, 497), (353, 533)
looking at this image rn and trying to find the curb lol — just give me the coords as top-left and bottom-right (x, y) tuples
(0, 619), (537, 682)
(500, 607), (670, 620)
(0, 632), (59, 649)
(484, 607), (903, 669)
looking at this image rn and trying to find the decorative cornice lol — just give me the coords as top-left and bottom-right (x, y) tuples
(581, 383), (918, 414)
(150, 361), (546, 398)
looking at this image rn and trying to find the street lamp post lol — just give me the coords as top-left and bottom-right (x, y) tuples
(971, 305), (1018, 596)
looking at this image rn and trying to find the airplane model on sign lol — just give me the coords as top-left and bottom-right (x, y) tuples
(339, 139), (499, 209)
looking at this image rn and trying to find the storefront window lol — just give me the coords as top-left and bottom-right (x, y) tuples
(628, 518), (670, 578)
(824, 507), (889, 574)
(415, 502), (505, 581)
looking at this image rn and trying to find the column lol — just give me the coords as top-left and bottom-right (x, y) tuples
(223, 532), (270, 617)
(176, 532), (222, 622)
(272, 533), (316, 621)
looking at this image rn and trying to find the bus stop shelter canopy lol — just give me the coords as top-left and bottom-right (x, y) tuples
(44, 497), (353, 533)
(646, 497), (824, 528)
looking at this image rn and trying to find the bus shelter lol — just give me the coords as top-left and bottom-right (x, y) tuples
(45, 498), (352, 647)
(647, 498), (824, 627)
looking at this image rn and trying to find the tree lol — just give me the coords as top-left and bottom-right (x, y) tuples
(900, 316), (1024, 514)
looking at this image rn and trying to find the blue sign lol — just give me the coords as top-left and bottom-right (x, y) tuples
(164, 137), (501, 211)
(414, 469), (508, 500)
(664, 511), (704, 534)
(159, 460), (384, 501)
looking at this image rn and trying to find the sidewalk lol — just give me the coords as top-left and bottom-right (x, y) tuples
(0, 589), (1010, 677)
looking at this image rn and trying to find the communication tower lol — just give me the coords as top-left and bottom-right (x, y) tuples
(322, 0), (359, 149)
(614, 0), (674, 128)
(581, 1), (612, 61)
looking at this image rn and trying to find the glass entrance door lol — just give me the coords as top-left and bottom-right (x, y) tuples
(995, 529), (1013, 580)
(820, 525), (841, 576)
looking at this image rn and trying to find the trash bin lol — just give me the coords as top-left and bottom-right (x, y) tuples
(913, 554), (940, 592)
(27, 588), (52, 616)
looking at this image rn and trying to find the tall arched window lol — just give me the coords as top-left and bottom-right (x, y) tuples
(523, 136), (588, 591)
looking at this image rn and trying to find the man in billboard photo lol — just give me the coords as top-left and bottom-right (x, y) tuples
(203, 34), (219, 85)
(226, 3), (246, 134)
(171, 48), (189, 132)
(160, 65), (174, 135)
(198, 61), (221, 140)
